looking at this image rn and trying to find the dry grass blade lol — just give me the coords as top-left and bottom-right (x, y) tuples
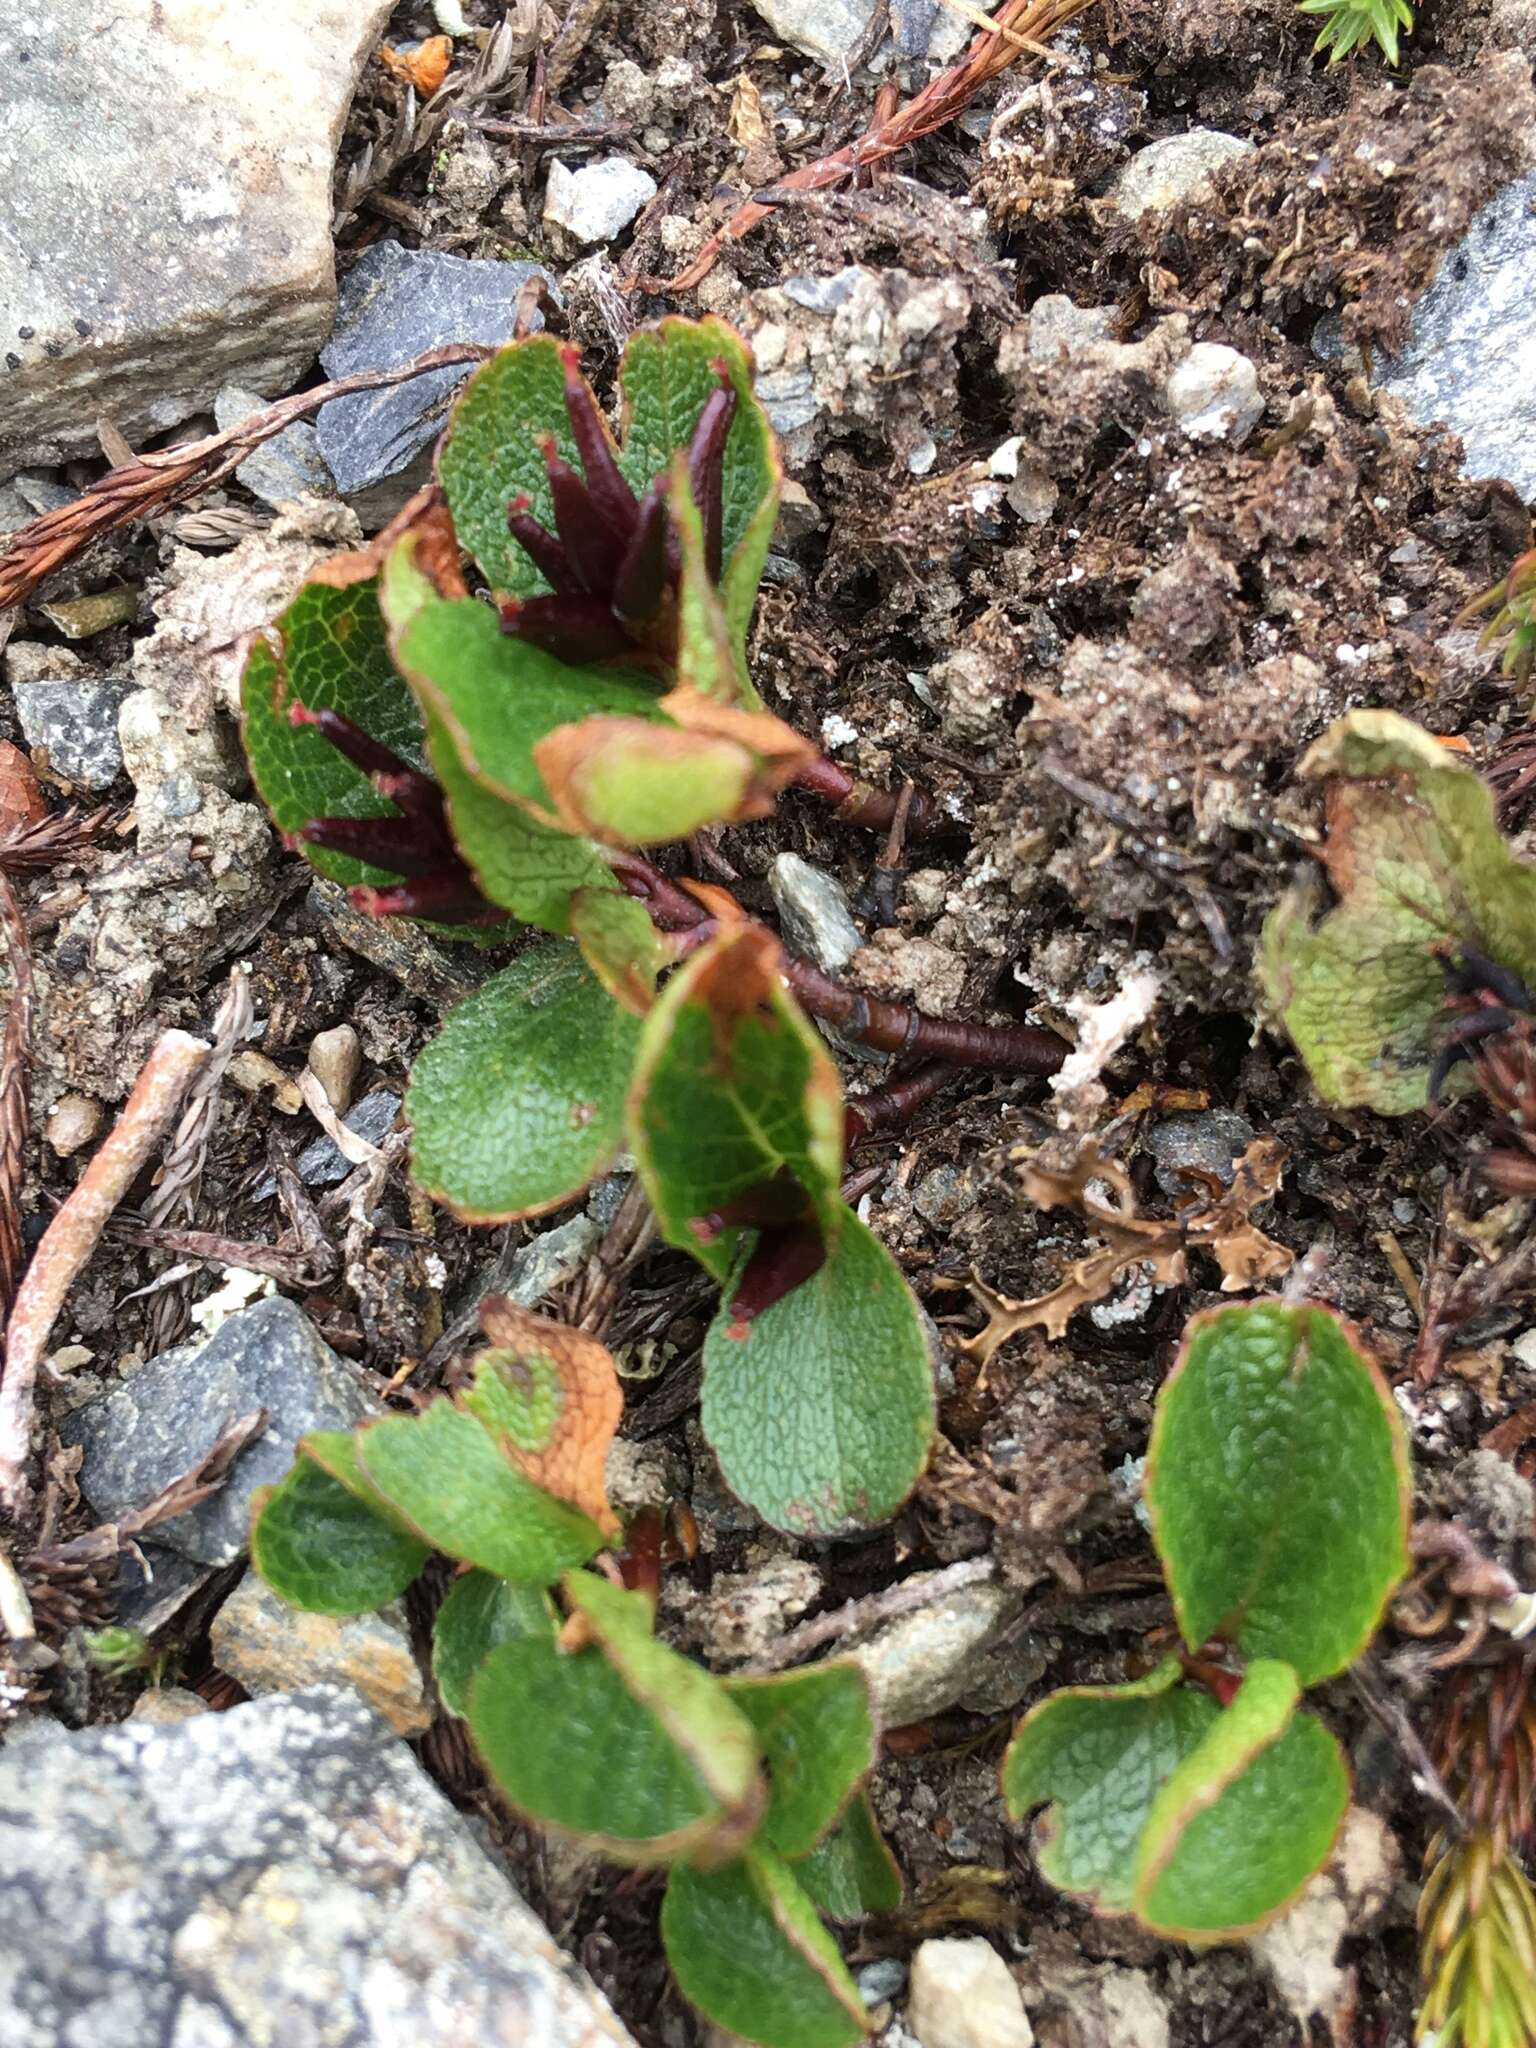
(143, 971), (256, 1350)
(0, 346), (494, 614)
(638, 0), (1096, 291)
(30, 1407), (268, 1569)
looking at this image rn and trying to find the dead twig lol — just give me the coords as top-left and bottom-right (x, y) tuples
(0, 876), (32, 1319)
(143, 971), (256, 1350)
(103, 1220), (336, 1290)
(0, 346), (495, 615)
(638, 0), (1095, 292)
(0, 1029), (211, 1522)
(30, 1407), (268, 1569)
(742, 1555), (997, 1673)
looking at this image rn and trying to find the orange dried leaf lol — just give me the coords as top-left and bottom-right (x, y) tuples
(378, 35), (452, 94)
(468, 1297), (624, 1537)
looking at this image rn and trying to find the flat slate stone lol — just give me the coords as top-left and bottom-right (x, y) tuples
(0, 1687), (637, 2048)
(1378, 168), (1536, 499)
(0, 0), (395, 474)
(59, 1297), (377, 1565)
(317, 243), (554, 495)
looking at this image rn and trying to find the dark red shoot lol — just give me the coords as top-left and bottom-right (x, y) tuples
(288, 703), (504, 926)
(499, 346), (737, 668)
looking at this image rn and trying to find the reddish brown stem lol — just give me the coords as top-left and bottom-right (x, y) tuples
(845, 1064), (954, 1148)
(609, 854), (1068, 1077)
(792, 756), (937, 836)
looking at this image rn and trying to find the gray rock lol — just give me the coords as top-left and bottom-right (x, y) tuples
(59, 1298), (377, 1566)
(214, 384), (336, 507)
(1106, 128), (1253, 219)
(294, 1086), (402, 1188)
(848, 1573), (1028, 1726)
(114, 1541), (221, 1637)
(912, 1163), (969, 1229)
(0, 472), (73, 532)
(0, 1686), (636, 2048)
(752, 0), (966, 66)
(1145, 1108), (1256, 1201)
(544, 158), (658, 244)
(769, 852), (864, 972)
(317, 242), (554, 497)
(858, 1958), (910, 2007)
(211, 1572), (430, 1736)
(11, 675), (130, 787)
(0, 0), (395, 474)
(1165, 342), (1263, 442)
(1378, 168), (1536, 497)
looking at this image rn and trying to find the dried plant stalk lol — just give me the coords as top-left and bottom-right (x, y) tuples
(0, 345), (493, 614)
(0, 1029), (211, 1521)
(641, 0), (1096, 292)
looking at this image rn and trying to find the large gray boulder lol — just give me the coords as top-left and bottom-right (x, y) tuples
(0, 0), (394, 473)
(0, 1687), (636, 2048)
(1378, 168), (1536, 499)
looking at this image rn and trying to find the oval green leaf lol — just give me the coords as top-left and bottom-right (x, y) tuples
(662, 1846), (870, 2048)
(1134, 1662), (1349, 1938)
(466, 1569), (764, 1864)
(1001, 1656), (1214, 1914)
(407, 943), (640, 1222)
(1146, 1300), (1411, 1685)
(701, 1207), (935, 1537)
(433, 1569), (555, 1718)
(724, 1661), (878, 1859)
(251, 1455), (428, 1616)
(356, 1400), (602, 1583)
(792, 1791), (903, 1921)
(242, 571), (428, 892)
(628, 926), (844, 1283)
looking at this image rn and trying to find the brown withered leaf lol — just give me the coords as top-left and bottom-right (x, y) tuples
(0, 742), (47, 841)
(961, 1138), (1293, 1365)
(467, 1297), (624, 1537)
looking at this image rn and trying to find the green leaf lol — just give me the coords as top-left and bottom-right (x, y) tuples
(407, 943), (640, 1221)
(433, 1570), (554, 1718)
(466, 1569), (765, 1864)
(394, 590), (664, 818)
(437, 335), (576, 596)
(669, 456), (756, 707)
(437, 318), (780, 654)
(1258, 710), (1536, 1112)
(1134, 1663), (1349, 1938)
(1002, 1657), (1214, 1914)
(1146, 1300), (1411, 1686)
(568, 889), (663, 1013)
(701, 1207), (936, 1537)
(628, 927), (844, 1283)
(617, 317), (780, 650)
(242, 571), (426, 892)
(725, 1662), (878, 1858)
(356, 1399), (603, 1582)
(792, 1791), (903, 1921)
(250, 1455), (428, 1615)
(662, 1846), (870, 2048)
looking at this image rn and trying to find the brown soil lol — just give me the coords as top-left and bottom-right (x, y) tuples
(7, 0), (1536, 2043)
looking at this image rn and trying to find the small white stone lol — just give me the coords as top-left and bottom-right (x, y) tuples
(820, 712), (859, 750)
(190, 1267), (276, 1335)
(1106, 128), (1254, 219)
(543, 157), (657, 244)
(908, 1937), (1034, 2048)
(1165, 342), (1264, 443)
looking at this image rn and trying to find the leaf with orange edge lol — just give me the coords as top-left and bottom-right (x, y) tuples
(461, 1297), (625, 1539)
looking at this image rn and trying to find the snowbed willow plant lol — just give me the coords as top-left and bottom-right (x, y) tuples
(241, 321), (1414, 2046)
(241, 316), (973, 1540)
(250, 1293), (1410, 2047)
